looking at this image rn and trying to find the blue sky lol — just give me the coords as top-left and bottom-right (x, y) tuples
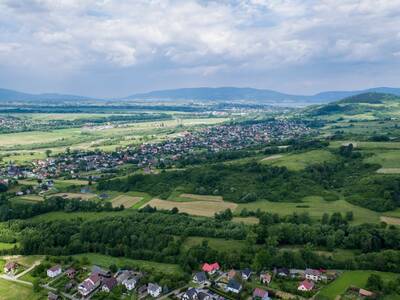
(1, 0), (400, 97)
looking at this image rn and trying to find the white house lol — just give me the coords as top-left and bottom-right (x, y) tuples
(148, 283), (162, 297)
(123, 278), (138, 291)
(226, 279), (242, 294)
(47, 265), (62, 278)
(304, 269), (322, 281)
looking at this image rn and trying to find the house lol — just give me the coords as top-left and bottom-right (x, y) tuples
(148, 283), (162, 297)
(102, 277), (117, 292)
(253, 288), (270, 300)
(197, 291), (211, 300)
(138, 285), (148, 297)
(193, 271), (207, 284)
(123, 277), (138, 291)
(226, 278), (242, 294)
(241, 268), (252, 280)
(116, 270), (131, 284)
(201, 262), (220, 275)
(65, 268), (76, 279)
(305, 268), (322, 281)
(78, 273), (102, 296)
(92, 265), (111, 278)
(4, 262), (18, 274)
(228, 269), (237, 279)
(182, 288), (199, 300)
(298, 280), (314, 291)
(47, 265), (62, 278)
(276, 268), (289, 277)
(260, 273), (272, 285)
(359, 288), (375, 298)
(290, 269), (304, 278)
(47, 292), (60, 300)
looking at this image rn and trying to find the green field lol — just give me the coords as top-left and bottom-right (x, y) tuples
(237, 196), (381, 224)
(363, 150), (400, 168)
(73, 253), (182, 275)
(0, 278), (45, 300)
(318, 271), (400, 300)
(0, 242), (17, 250)
(260, 150), (336, 171)
(182, 236), (247, 253)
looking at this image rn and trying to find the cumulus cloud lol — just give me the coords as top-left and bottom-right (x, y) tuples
(0, 0), (400, 95)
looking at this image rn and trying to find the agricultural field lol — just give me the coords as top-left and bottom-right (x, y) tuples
(111, 194), (143, 208)
(318, 271), (400, 300)
(52, 192), (97, 200)
(363, 150), (400, 168)
(144, 196), (237, 217)
(237, 196), (382, 224)
(12, 195), (44, 203)
(260, 149), (336, 171)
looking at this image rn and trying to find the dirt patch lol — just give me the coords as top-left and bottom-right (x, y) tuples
(261, 154), (283, 161)
(111, 195), (143, 208)
(380, 216), (400, 225)
(232, 217), (259, 224)
(144, 198), (237, 217)
(179, 193), (223, 202)
(53, 193), (96, 200)
(377, 168), (400, 174)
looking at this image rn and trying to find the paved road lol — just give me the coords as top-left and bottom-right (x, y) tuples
(15, 260), (41, 279)
(0, 274), (33, 286)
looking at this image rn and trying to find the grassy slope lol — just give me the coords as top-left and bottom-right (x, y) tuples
(0, 278), (45, 300)
(260, 150), (336, 171)
(318, 271), (400, 300)
(72, 253), (182, 275)
(182, 237), (247, 253)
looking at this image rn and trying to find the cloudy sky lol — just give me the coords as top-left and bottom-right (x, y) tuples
(1, 0), (400, 97)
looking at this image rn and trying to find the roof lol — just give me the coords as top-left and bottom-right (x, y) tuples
(194, 271), (207, 282)
(65, 268), (76, 274)
(102, 277), (117, 290)
(5, 262), (18, 269)
(148, 283), (161, 292)
(253, 288), (268, 298)
(228, 269), (237, 278)
(202, 262), (220, 272)
(185, 288), (198, 299)
(260, 273), (271, 281)
(89, 272), (101, 284)
(227, 278), (241, 290)
(305, 268), (321, 276)
(242, 268), (252, 277)
(277, 268), (289, 275)
(92, 265), (109, 276)
(359, 289), (374, 297)
(48, 292), (59, 300)
(299, 280), (314, 290)
(48, 265), (61, 272)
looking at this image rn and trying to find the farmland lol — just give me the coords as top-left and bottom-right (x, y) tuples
(111, 194), (143, 208)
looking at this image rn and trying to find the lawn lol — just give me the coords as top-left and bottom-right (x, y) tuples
(73, 253), (182, 275)
(0, 278), (45, 300)
(0, 242), (17, 251)
(237, 196), (381, 224)
(260, 150), (336, 171)
(318, 271), (400, 300)
(181, 237), (247, 253)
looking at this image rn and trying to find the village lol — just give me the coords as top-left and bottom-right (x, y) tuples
(2, 257), (377, 300)
(0, 120), (311, 184)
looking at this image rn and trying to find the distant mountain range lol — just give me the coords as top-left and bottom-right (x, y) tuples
(2, 86), (400, 105)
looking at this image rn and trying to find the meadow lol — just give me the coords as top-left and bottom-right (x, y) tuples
(0, 278), (45, 300)
(318, 271), (400, 300)
(181, 236), (247, 253)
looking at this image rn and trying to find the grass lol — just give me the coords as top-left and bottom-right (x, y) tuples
(0, 278), (45, 300)
(237, 196), (381, 224)
(260, 150), (336, 171)
(182, 237), (247, 253)
(28, 210), (133, 222)
(0, 242), (17, 251)
(73, 253), (182, 275)
(318, 271), (400, 300)
(232, 217), (259, 224)
(111, 195), (143, 208)
(363, 150), (400, 168)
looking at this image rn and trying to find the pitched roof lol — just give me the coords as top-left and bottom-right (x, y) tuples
(242, 268), (252, 277)
(89, 272), (101, 284)
(48, 265), (61, 272)
(148, 283), (161, 292)
(202, 262), (220, 272)
(359, 289), (374, 297)
(305, 268), (321, 276)
(299, 280), (314, 290)
(227, 278), (241, 290)
(194, 271), (207, 282)
(102, 277), (117, 290)
(253, 288), (268, 298)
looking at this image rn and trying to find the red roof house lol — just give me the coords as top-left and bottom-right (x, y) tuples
(298, 280), (314, 291)
(202, 262), (220, 274)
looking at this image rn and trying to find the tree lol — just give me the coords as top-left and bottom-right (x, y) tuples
(45, 149), (52, 157)
(366, 274), (383, 291)
(345, 211), (354, 221)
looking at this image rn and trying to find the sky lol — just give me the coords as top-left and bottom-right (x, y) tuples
(1, 0), (400, 98)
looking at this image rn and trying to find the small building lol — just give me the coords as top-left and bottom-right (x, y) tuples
(182, 288), (199, 300)
(198, 291), (211, 300)
(92, 265), (111, 278)
(253, 288), (269, 300)
(305, 268), (322, 281)
(102, 277), (117, 292)
(138, 285), (148, 297)
(123, 277), (138, 291)
(47, 265), (62, 278)
(298, 280), (314, 292)
(201, 262), (220, 275)
(193, 271), (207, 284)
(78, 273), (101, 296)
(276, 268), (289, 277)
(226, 278), (242, 294)
(65, 268), (76, 279)
(241, 268), (252, 281)
(359, 288), (375, 298)
(148, 283), (162, 297)
(116, 270), (131, 284)
(47, 292), (60, 300)
(260, 273), (272, 285)
(4, 262), (18, 274)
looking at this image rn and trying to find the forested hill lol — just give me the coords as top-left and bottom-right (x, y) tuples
(305, 92), (400, 118)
